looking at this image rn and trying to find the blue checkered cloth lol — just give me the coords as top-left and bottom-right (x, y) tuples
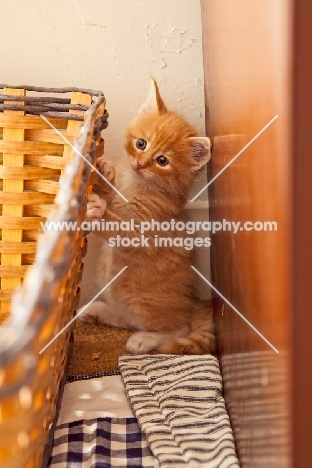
(48, 417), (156, 467)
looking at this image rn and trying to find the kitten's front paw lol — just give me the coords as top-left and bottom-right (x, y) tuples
(126, 332), (159, 354)
(86, 194), (106, 220)
(97, 156), (115, 183)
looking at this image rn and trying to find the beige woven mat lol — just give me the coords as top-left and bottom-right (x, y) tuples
(67, 321), (133, 376)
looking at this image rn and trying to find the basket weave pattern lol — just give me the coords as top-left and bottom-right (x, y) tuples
(0, 85), (107, 467)
(0, 85), (106, 320)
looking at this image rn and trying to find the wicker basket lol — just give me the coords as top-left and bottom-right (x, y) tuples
(0, 85), (107, 320)
(0, 85), (107, 467)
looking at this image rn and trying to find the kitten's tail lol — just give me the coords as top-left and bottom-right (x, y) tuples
(156, 301), (216, 355)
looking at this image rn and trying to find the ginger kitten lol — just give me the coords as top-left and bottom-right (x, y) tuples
(81, 79), (215, 355)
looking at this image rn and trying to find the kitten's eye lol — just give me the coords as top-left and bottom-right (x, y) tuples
(136, 139), (147, 150)
(156, 155), (169, 167)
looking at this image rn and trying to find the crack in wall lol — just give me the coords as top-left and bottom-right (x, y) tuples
(37, 1), (57, 29)
(72, 0), (122, 85)
(146, 23), (198, 80)
(146, 23), (197, 57)
(156, 28), (197, 54)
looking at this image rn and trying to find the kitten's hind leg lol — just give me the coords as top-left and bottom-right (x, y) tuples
(78, 301), (126, 328)
(126, 331), (167, 354)
(78, 301), (112, 323)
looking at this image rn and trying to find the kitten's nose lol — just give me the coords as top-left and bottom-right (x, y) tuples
(136, 162), (146, 170)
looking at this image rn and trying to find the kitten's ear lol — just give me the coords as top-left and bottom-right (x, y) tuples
(138, 78), (167, 116)
(188, 137), (212, 171)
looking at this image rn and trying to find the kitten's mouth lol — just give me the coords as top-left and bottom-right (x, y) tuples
(133, 168), (142, 175)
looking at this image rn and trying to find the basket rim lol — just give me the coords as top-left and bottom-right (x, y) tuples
(0, 86), (108, 124)
(0, 84), (104, 97)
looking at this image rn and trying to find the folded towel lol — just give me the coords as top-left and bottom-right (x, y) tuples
(119, 355), (239, 468)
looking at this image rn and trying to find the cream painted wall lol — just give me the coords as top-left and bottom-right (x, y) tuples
(1, 0), (210, 301)
(1, 0), (206, 164)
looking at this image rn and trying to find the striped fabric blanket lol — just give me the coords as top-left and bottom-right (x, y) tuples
(49, 356), (239, 467)
(119, 355), (239, 468)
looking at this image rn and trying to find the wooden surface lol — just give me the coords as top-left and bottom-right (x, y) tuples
(291, 0), (312, 464)
(201, 1), (291, 466)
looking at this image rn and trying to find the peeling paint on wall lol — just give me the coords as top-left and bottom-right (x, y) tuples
(147, 25), (196, 55)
